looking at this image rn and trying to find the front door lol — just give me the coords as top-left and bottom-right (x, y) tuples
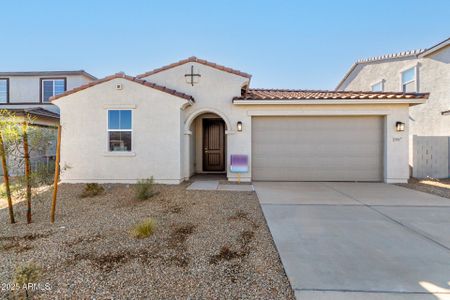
(203, 119), (225, 172)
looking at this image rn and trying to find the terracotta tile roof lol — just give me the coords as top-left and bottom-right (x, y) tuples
(136, 56), (252, 79)
(50, 73), (194, 102)
(234, 88), (429, 100)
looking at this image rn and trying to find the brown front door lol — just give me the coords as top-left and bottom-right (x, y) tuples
(203, 119), (225, 172)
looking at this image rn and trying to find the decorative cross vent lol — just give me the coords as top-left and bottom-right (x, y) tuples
(184, 65), (201, 86)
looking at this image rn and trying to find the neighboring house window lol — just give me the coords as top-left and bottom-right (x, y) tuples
(41, 78), (66, 102)
(401, 67), (416, 92)
(371, 80), (384, 92)
(108, 110), (132, 152)
(0, 79), (8, 103)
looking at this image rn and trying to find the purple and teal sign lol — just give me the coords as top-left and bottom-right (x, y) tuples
(230, 155), (248, 173)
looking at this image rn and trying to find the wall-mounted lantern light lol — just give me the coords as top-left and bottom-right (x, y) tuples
(237, 121), (243, 132)
(395, 121), (405, 132)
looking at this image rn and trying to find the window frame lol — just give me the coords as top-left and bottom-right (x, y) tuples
(0, 78), (9, 103)
(107, 109), (133, 153)
(400, 65), (418, 93)
(40, 77), (67, 103)
(370, 79), (384, 92)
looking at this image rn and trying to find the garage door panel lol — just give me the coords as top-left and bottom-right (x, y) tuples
(252, 168), (381, 181)
(252, 116), (384, 181)
(253, 156), (382, 168)
(254, 144), (382, 156)
(254, 131), (383, 144)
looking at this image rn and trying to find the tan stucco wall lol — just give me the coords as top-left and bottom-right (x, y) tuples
(338, 46), (450, 139)
(143, 62), (412, 183)
(141, 62), (250, 181)
(54, 62), (417, 184)
(54, 78), (188, 184)
(230, 103), (411, 183)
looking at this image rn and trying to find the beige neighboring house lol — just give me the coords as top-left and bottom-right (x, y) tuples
(52, 57), (428, 184)
(0, 70), (96, 174)
(0, 70), (96, 126)
(336, 38), (450, 171)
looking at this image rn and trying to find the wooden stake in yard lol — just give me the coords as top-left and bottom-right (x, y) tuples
(50, 125), (61, 223)
(22, 121), (32, 224)
(0, 132), (15, 224)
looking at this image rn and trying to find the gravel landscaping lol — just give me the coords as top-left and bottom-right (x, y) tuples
(0, 182), (294, 299)
(396, 178), (450, 199)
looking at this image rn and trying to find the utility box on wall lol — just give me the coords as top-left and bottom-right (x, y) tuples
(413, 136), (450, 179)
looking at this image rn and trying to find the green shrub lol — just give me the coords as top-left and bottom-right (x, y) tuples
(0, 181), (21, 199)
(80, 183), (104, 198)
(32, 160), (55, 186)
(16, 160), (56, 188)
(14, 261), (41, 285)
(14, 261), (42, 299)
(131, 218), (157, 239)
(135, 177), (155, 200)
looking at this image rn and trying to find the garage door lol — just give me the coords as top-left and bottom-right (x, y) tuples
(252, 116), (384, 181)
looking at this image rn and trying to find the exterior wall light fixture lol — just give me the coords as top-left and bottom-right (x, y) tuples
(396, 121), (405, 132)
(237, 121), (243, 132)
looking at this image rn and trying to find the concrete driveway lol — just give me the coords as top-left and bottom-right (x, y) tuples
(254, 182), (450, 300)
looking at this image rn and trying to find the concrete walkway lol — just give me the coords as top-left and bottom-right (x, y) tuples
(254, 182), (450, 300)
(187, 180), (254, 192)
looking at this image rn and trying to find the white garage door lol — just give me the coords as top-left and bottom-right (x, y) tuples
(252, 116), (384, 181)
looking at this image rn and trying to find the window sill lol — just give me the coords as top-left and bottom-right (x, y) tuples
(103, 152), (136, 157)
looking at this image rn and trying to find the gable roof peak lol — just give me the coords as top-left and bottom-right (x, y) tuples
(137, 56), (252, 79)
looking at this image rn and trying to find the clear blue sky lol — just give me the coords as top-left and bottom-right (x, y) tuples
(1, 0), (449, 90)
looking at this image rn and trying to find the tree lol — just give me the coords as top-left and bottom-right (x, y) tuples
(0, 131), (14, 223)
(22, 121), (32, 224)
(0, 110), (21, 224)
(0, 109), (57, 224)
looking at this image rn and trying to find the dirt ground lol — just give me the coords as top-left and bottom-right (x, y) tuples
(0, 183), (294, 299)
(396, 178), (450, 199)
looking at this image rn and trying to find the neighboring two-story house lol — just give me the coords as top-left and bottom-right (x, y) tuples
(0, 70), (96, 126)
(0, 70), (96, 175)
(336, 38), (450, 175)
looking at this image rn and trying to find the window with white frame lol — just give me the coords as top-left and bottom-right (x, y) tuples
(108, 110), (132, 152)
(371, 80), (384, 92)
(41, 78), (66, 102)
(0, 79), (8, 103)
(401, 67), (416, 92)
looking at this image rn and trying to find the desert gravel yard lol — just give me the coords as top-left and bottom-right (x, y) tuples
(0, 183), (294, 299)
(397, 178), (450, 199)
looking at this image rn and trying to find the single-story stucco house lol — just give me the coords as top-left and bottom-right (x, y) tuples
(51, 57), (428, 184)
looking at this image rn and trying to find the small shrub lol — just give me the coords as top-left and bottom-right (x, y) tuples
(0, 182), (21, 199)
(209, 246), (243, 264)
(80, 183), (104, 198)
(14, 261), (42, 298)
(131, 218), (157, 239)
(135, 177), (155, 200)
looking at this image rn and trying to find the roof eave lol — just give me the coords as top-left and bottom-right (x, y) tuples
(335, 62), (358, 90)
(418, 38), (450, 58)
(0, 70), (97, 80)
(50, 73), (194, 102)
